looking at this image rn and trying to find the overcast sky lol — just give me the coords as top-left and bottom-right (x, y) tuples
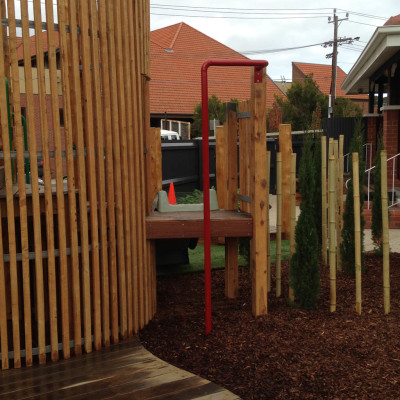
(150, 1), (399, 82)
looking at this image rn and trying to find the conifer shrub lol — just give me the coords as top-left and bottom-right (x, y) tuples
(340, 118), (365, 275)
(289, 133), (320, 309)
(312, 132), (322, 254)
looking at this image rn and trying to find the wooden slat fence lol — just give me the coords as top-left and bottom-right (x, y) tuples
(0, 0), (154, 370)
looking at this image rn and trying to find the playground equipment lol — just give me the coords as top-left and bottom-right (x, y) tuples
(146, 59), (270, 334)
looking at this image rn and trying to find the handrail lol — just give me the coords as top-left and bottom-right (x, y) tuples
(343, 143), (372, 173)
(365, 152), (399, 209)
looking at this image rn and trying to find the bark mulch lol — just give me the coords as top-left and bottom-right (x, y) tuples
(139, 253), (400, 399)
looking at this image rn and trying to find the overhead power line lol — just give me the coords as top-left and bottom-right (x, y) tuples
(151, 4), (388, 20)
(151, 12), (331, 20)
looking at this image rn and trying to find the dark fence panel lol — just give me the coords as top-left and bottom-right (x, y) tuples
(161, 139), (216, 193)
(162, 119), (371, 199)
(323, 116), (367, 152)
(162, 138), (280, 196)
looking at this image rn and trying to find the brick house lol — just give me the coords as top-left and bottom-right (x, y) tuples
(342, 14), (400, 188)
(150, 22), (286, 130)
(292, 61), (369, 113)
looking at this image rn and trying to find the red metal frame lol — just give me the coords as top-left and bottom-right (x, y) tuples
(201, 59), (268, 335)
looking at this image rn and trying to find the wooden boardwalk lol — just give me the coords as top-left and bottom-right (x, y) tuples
(0, 338), (240, 399)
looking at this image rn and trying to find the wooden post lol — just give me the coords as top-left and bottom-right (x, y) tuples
(321, 136), (327, 264)
(337, 135), (344, 271)
(146, 128), (162, 213)
(381, 150), (390, 314)
(225, 104), (239, 299)
(33, 0), (59, 360)
(45, 0), (71, 357)
(58, 0), (83, 355)
(266, 151), (271, 293)
(250, 67), (268, 316)
(97, 0), (119, 342)
(215, 125), (227, 210)
(279, 124), (292, 239)
(328, 137), (334, 156)
(289, 153), (296, 301)
(238, 100), (251, 213)
(353, 153), (362, 315)
(276, 152), (282, 298)
(328, 155), (336, 312)
(334, 140), (341, 272)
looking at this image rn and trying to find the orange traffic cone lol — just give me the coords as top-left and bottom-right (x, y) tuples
(168, 182), (177, 204)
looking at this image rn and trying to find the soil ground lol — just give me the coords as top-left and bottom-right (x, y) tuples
(140, 253), (400, 400)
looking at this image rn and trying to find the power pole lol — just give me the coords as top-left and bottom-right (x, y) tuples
(325, 10), (356, 117)
(331, 11), (338, 116)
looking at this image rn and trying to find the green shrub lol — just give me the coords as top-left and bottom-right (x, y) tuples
(289, 133), (320, 309)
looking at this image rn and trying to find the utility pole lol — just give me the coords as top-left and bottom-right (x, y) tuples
(331, 10), (338, 116)
(325, 10), (356, 117)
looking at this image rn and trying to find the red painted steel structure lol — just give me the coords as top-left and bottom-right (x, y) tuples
(201, 59), (269, 335)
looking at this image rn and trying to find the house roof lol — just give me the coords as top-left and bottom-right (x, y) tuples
(292, 61), (368, 100)
(342, 16), (400, 95)
(16, 31), (60, 61)
(150, 22), (286, 116)
(384, 14), (400, 26)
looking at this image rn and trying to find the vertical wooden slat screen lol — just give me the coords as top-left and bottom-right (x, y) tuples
(0, 0), (153, 370)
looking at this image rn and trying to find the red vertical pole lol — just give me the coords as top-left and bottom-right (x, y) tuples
(201, 59), (268, 336)
(201, 64), (212, 335)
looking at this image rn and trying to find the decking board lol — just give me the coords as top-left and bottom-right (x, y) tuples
(0, 338), (240, 400)
(146, 210), (253, 239)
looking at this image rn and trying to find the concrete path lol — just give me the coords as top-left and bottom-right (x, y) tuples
(268, 195), (400, 253)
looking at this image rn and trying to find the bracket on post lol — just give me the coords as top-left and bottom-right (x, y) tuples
(254, 66), (263, 83)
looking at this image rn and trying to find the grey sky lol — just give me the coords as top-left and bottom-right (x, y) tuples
(150, 1), (399, 82)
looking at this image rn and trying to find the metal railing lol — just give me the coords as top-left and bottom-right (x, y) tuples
(365, 152), (400, 209)
(343, 143), (372, 173)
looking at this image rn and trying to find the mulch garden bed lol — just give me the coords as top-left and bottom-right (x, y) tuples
(140, 253), (400, 399)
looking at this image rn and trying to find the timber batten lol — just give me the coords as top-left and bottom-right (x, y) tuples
(146, 210), (253, 239)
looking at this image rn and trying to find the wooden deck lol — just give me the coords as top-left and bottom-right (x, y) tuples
(0, 338), (240, 399)
(146, 210), (253, 239)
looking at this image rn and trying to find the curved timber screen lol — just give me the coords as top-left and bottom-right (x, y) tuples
(0, 0), (154, 369)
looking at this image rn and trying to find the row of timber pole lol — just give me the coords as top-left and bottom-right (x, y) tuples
(216, 110), (391, 317)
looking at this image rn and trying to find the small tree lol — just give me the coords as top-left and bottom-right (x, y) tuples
(275, 75), (328, 131)
(192, 95), (239, 138)
(340, 117), (365, 275)
(371, 137), (384, 254)
(334, 97), (362, 118)
(289, 133), (320, 309)
(311, 103), (323, 254)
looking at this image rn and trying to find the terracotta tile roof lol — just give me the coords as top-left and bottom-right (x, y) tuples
(292, 61), (368, 100)
(17, 31), (60, 61)
(150, 22), (285, 116)
(384, 14), (400, 26)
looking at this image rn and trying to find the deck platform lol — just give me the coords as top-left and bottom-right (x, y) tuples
(146, 210), (253, 239)
(0, 338), (240, 399)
